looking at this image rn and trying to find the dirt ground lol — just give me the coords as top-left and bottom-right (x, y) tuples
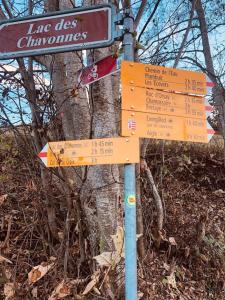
(140, 139), (225, 299)
(0, 136), (225, 299)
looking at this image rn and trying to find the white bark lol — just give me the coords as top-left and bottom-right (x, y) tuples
(44, 0), (122, 253)
(81, 47), (122, 252)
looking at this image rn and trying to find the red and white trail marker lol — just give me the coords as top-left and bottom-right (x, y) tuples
(205, 77), (215, 141)
(206, 76), (215, 93)
(205, 98), (215, 141)
(38, 144), (48, 166)
(76, 54), (121, 87)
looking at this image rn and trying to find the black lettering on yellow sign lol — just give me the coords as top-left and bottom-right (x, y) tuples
(92, 157), (97, 164)
(45, 137), (140, 167)
(122, 61), (207, 95)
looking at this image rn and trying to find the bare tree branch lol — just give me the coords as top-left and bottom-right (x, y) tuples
(134, 0), (148, 28)
(138, 0), (162, 42)
(0, 5), (7, 19)
(1, 0), (13, 18)
(173, 0), (196, 68)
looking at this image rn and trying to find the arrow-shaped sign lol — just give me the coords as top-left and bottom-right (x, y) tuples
(121, 61), (216, 96)
(38, 136), (140, 167)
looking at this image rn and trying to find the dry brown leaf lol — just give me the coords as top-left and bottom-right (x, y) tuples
(138, 291), (144, 299)
(169, 237), (177, 246)
(71, 88), (79, 97)
(29, 269), (41, 283)
(58, 284), (70, 297)
(199, 253), (209, 263)
(68, 178), (75, 186)
(58, 231), (64, 240)
(166, 272), (177, 289)
(4, 282), (15, 300)
(28, 262), (54, 284)
(213, 189), (225, 197)
(49, 256), (57, 262)
(5, 268), (12, 280)
(185, 246), (190, 258)
(31, 287), (38, 298)
(94, 251), (121, 267)
(136, 234), (143, 241)
(111, 227), (142, 260)
(0, 194), (8, 205)
(0, 255), (12, 264)
(93, 287), (101, 295)
(82, 271), (100, 296)
(163, 263), (170, 271)
(111, 226), (124, 255)
(49, 280), (71, 300)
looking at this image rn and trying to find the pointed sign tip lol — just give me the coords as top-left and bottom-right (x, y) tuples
(38, 144), (49, 165)
(38, 151), (47, 158)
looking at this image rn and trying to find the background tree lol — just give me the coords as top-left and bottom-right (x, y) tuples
(1, 0), (225, 298)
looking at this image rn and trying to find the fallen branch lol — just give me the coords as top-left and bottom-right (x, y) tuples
(141, 159), (164, 246)
(0, 215), (12, 251)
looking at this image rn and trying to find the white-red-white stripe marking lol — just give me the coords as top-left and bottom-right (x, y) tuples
(38, 143), (48, 165)
(206, 75), (215, 94)
(204, 97), (215, 141)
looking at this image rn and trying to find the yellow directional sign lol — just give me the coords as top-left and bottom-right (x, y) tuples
(121, 110), (210, 143)
(122, 85), (206, 119)
(121, 61), (207, 95)
(38, 137), (140, 167)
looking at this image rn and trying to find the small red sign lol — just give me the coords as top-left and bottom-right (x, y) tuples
(0, 5), (114, 59)
(77, 55), (120, 87)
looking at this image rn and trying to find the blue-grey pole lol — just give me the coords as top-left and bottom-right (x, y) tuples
(123, 8), (137, 300)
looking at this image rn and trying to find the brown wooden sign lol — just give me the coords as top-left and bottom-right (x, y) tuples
(0, 4), (115, 59)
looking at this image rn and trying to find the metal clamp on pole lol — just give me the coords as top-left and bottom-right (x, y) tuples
(114, 28), (124, 41)
(113, 10), (125, 41)
(113, 11), (123, 25)
(122, 5), (137, 300)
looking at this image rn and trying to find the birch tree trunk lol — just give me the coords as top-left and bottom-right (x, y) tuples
(42, 0), (122, 254)
(80, 47), (122, 253)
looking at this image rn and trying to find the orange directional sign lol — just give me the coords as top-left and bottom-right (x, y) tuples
(122, 85), (206, 119)
(121, 110), (213, 143)
(38, 137), (140, 167)
(121, 61), (207, 95)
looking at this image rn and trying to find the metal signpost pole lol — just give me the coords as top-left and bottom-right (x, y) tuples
(122, 7), (137, 300)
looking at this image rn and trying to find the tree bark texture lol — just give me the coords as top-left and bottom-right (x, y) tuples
(43, 0), (123, 254)
(195, 0), (225, 156)
(81, 47), (122, 252)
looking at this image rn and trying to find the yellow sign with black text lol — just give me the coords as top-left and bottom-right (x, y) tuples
(121, 61), (207, 95)
(121, 110), (209, 143)
(38, 137), (140, 167)
(122, 85), (206, 119)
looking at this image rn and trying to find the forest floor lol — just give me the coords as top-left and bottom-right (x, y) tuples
(140, 138), (225, 300)
(0, 135), (225, 299)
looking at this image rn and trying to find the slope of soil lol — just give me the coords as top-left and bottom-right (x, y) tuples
(140, 140), (225, 299)
(0, 136), (225, 299)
